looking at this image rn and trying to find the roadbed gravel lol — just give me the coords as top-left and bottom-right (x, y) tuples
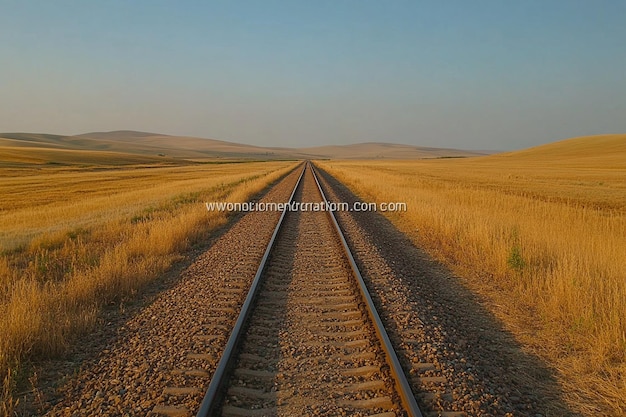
(219, 166), (403, 416)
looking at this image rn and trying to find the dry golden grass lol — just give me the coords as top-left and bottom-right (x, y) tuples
(0, 160), (297, 413)
(316, 134), (626, 415)
(0, 145), (179, 166)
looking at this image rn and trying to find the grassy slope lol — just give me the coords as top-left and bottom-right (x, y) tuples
(409, 134), (626, 211)
(494, 133), (626, 164)
(0, 145), (182, 166)
(0, 133), (66, 146)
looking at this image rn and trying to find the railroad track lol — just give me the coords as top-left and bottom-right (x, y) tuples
(38, 161), (523, 416)
(189, 163), (421, 417)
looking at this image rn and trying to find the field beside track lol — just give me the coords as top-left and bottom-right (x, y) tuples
(0, 158), (297, 413)
(317, 134), (626, 415)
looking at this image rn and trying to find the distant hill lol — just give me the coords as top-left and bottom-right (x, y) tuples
(0, 130), (485, 164)
(489, 134), (626, 167)
(72, 130), (163, 139)
(0, 131), (303, 161)
(300, 142), (484, 159)
(4, 130), (625, 166)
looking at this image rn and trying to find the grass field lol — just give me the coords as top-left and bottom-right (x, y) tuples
(316, 134), (626, 415)
(0, 158), (297, 414)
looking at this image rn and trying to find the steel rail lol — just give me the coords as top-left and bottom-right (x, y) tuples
(310, 163), (424, 417)
(197, 161), (423, 417)
(195, 162), (306, 417)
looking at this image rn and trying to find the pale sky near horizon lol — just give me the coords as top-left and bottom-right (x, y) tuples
(1, 1), (625, 150)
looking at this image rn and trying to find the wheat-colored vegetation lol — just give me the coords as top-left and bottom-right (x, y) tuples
(316, 134), (626, 415)
(0, 159), (297, 414)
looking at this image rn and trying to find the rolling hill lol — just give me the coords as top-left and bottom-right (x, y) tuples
(299, 142), (484, 159)
(489, 134), (626, 167)
(0, 130), (486, 165)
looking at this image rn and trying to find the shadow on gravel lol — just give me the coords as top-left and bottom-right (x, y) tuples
(315, 166), (578, 417)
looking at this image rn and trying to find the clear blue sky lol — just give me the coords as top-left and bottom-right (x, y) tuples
(2, 1), (625, 150)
